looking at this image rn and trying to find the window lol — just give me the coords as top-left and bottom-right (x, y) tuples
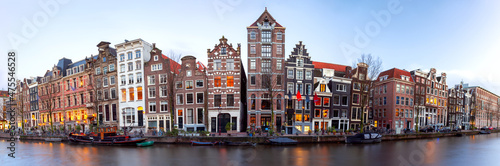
(136, 50), (141, 58)
(128, 74), (134, 84)
(110, 76), (115, 85)
(221, 47), (227, 55)
(226, 76), (234, 87)
(333, 95), (340, 105)
(353, 93), (360, 104)
(405, 97), (409, 106)
(250, 45), (256, 54)
(320, 84), (326, 92)
(214, 95), (221, 107)
(306, 84), (312, 95)
(250, 76), (256, 85)
(384, 85), (387, 93)
(353, 83), (360, 90)
(194, 108), (203, 125)
(336, 84), (345, 91)
(227, 59), (234, 70)
(120, 54), (125, 61)
(96, 67), (101, 75)
(401, 97), (405, 105)
(109, 64), (115, 72)
(120, 64), (125, 72)
(214, 77), (221, 87)
(277, 32), (282, 40)
(250, 31), (256, 39)
(160, 101), (168, 112)
(176, 94), (184, 105)
(136, 73), (142, 83)
(186, 70), (192, 77)
(136, 61), (141, 70)
(148, 87), (156, 98)
(297, 59), (304, 67)
(160, 86), (167, 97)
(176, 81), (182, 89)
(128, 63), (133, 71)
(227, 94), (234, 106)
(110, 88), (116, 99)
(323, 98), (330, 106)
(160, 74), (167, 84)
(305, 71), (312, 80)
(251, 94), (256, 110)
(103, 67), (108, 75)
(296, 70), (303, 80)
(187, 109), (194, 124)
(197, 93), (204, 104)
(103, 77), (108, 87)
(287, 83), (294, 94)
(186, 94), (193, 104)
(396, 96), (400, 105)
(384, 97), (387, 105)
(186, 81), (193, 89)
(262, 45), (271, 57)
(287, 69), (294, 78)
(315, 109), (321, 118)
(262, 31), (271, 43)
(137, 87), (143, 100)
(149, 102), (156, 113)
(396, 84), (400, 93)
(277, 45), (282, 54)
(250, 59), (256, 69)
(261, 60), (271, 72)
(196, 80), (203, 87)
(214, 60), (221, 70)
(128, 52), (133, 60)
(277, 60), (282, 70)
(121, 89), (126, 102)
(129, 88), (134, 101)
(112, 104), (117, 121)
(124, 108), (135, 123)
(296, 83), (303, 95)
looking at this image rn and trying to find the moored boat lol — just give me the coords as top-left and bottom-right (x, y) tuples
(68, 126), (147, 145)
(137, 141), (154, 147)
(225, 141), (257, 146)
(191, 141), (218, 146)
(345, 133), (382, 144)
(45, 138), (62, 142)
(479, 130), (491, 134)
(268, 137), (298, 145)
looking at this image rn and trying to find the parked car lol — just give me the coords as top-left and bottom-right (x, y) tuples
(452, 127), (461, 132)
(441, 127), (451, 133)
(419, 126), (434, 132)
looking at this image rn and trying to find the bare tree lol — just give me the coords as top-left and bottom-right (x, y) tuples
(165, 50), (183, 131)
(16, 81), (26, 133)
(353, 54), (382, 133)
(260, 71), (282, 135)
(40, 76), (57, 132)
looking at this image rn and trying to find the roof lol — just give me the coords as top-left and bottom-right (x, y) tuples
(312, 61), (347, 72)
(377, 68), (414, 82)
(196, 61), (207, 72)
(161, 54), (181, 74)
(249, 8), (283, 27)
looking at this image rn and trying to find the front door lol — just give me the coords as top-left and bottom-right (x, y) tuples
(314, 122), (319, 131)
(276, 117), (282, 132)
(218, 113), (230, 133)
(138, 111), (143, 126)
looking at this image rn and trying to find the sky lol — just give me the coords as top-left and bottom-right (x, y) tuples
(1, 0), (500, 95)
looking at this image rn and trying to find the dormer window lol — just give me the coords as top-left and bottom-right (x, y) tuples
(154, 55), (158, 61)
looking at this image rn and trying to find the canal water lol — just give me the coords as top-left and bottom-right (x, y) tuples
(1, 133), (499, 166)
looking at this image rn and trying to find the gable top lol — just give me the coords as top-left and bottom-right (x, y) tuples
(312, 61), (347, 72)
(249, 8), (283, 27)
(377, 68), (414, 82)
(160, 54), (181, 74)
(196, 61), (207, 72)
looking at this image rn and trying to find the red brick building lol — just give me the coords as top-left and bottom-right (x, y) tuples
(246, 8), (286, 132)
(144, 43), (181, 132)
(373, 68), (415, 130)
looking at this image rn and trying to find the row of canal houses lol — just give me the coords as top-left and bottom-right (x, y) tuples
(10, 8), (500, 134)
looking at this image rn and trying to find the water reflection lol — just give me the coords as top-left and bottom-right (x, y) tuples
(1, 133), (499, 166)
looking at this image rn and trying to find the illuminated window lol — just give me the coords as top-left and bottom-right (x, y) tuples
(178, 109), (183, 116)
(186, 81), (193, 89)
(323, 98), (330, 106)
(227, 76), (234, 87)
(320, 84), (326, 92)
(296, 113), (302, 122)
(215, 77), (221, 87)
(121, 89), (126, 102)
(323, 110), (328, 118)
(129, 88), (134, 101)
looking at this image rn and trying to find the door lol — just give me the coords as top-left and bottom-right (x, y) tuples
(314, 122), (319, 131)
(178, 117), (183, 129)
(138, 111), (143, 126)
(218, 113), (230, 133)
(276, 117), (282, 132)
